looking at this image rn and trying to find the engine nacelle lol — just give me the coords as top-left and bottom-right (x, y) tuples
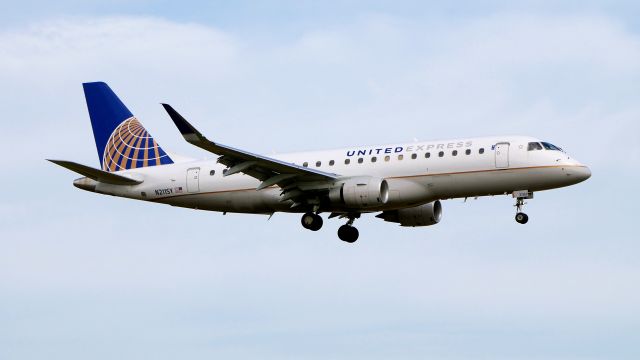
(376, 200), (442, 227)
(329, 176), (389, 209)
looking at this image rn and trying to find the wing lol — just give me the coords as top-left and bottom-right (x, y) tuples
(162, 104), (339, 207)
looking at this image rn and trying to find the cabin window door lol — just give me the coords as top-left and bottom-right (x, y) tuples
(495, 143), (510, 168)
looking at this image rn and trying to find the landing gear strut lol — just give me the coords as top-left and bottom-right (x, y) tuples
(301, 212), (323, 231)
(513, 190), (533, 224)
(337, 215), (359, 243)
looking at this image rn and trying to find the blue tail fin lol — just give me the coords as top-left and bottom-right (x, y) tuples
(83, 82), (173, 172)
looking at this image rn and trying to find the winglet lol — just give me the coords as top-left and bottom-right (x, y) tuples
(161, 103), (206, 143)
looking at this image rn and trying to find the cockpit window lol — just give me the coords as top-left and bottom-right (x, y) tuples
(541, 142), (563, 151)
(527, 142), (543, 151)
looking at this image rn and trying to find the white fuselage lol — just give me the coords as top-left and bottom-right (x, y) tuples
(77, 135), (591, 214)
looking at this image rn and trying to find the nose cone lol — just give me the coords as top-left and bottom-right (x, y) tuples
(572, 165), (592, 183)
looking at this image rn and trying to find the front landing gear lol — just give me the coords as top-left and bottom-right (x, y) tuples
(515, 212), (529, 224)
(301, 212), (323, 231)
(512, 190), (533, 225)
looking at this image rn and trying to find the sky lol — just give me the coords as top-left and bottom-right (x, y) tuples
(1, 1), (639, 359)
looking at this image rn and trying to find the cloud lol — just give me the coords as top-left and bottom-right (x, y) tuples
(0, 16), (239, 168)
(1, 13), (639, 164)
(272, 14), (640, 159)
(1, 12), (640, 360)
(0, 16), (236, 81)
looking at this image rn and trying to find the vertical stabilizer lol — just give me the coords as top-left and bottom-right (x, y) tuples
(83, 82), (173, 172)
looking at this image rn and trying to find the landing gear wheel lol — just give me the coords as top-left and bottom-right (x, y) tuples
(301, 212), (323, 231)
(338, 225), (359, 243)
(515, 212), (529, 224)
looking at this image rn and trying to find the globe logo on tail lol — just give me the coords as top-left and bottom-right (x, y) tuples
(102, 117), (173, 172)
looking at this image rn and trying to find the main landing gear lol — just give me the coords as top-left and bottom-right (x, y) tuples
(301, 212), (323, 231)
(300, 212), (360, 243)
(513, 190), (533, 224)
(338, 215), (359, 243)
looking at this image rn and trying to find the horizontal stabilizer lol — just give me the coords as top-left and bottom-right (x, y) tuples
(47, 159), (142, 185)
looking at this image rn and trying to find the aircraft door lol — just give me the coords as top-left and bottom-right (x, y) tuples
(187, 167), (200, 193)
(495, 143), (510, 168)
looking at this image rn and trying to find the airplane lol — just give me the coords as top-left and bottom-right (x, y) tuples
(49, 82), (591, 243)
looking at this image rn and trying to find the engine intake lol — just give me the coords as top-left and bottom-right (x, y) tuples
(376, 200), (442, 227)
(329, 176), (389, 209)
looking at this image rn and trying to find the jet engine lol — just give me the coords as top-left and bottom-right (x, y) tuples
(328, 176), (389, 209)
(376, 200), (442, 227)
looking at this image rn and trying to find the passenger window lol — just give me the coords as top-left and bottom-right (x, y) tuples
(316, 161), (321, 167)
(371, 156), (377, 163)
(329, 160), (335, 166)
(438, 151), (444, 157)
(479, 148), (485, 154)
(425, 152), (431, 158)
(344, 159), (350, 165)
(411, 153), (417, 159)
(452, 150), (458, 156)
(398, 154), (404, 160)
(384, 155), (390, 162)
(528, 142), (543, 151)
(303, 162), (308, 167)
(358, 158), (364, 164)
(209, 170), (215, 176)
(465, 149), (471, 155)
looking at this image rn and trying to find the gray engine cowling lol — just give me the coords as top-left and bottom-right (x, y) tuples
(376, 200), (442, 227)
(328, 176), (389, 209)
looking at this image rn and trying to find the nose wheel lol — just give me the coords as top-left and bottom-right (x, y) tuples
(515, 212), (529, 224)
(513, 190), (533, 224)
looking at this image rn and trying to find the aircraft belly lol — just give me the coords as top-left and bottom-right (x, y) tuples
(199, 188), (289, 213)
(161, 188), (289, 213)
(429, 166), (575, 199)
